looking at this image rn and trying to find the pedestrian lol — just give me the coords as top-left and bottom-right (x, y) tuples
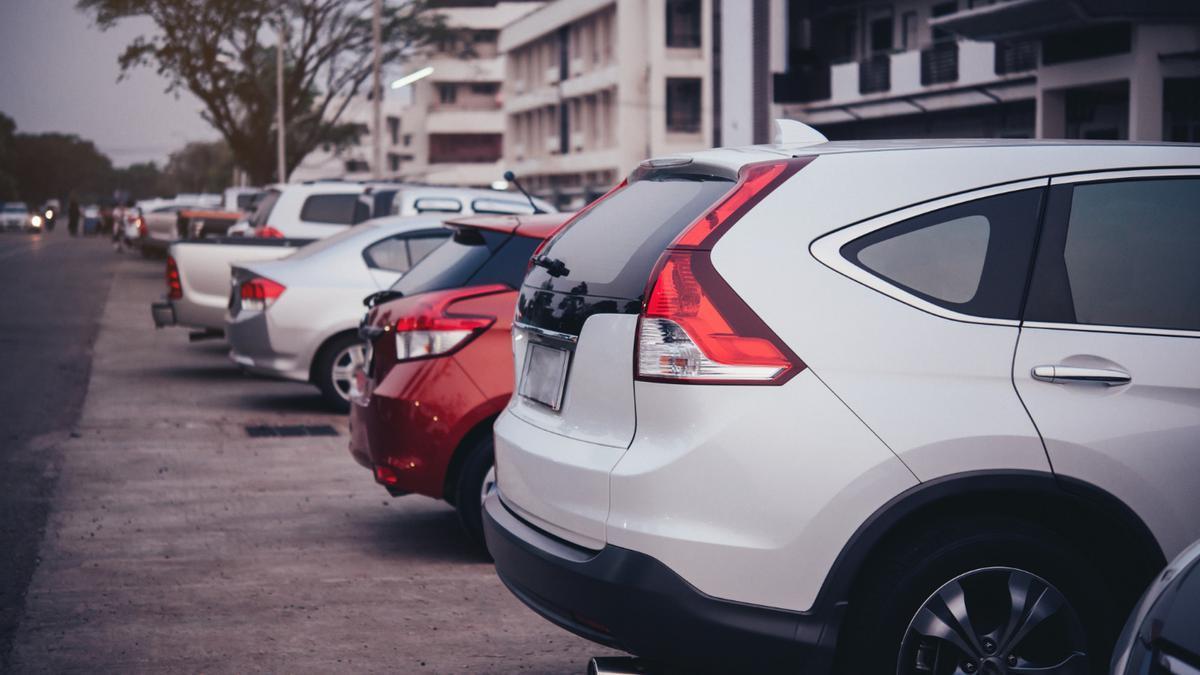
(67, 198), (80, 237)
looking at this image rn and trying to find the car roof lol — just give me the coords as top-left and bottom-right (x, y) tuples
(444, 212), (574, 239)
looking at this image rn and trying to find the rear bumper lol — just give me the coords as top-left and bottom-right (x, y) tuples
(483, 493), (839, 674)
(227, 311), (307, 382)
(151, 301), (176, 328)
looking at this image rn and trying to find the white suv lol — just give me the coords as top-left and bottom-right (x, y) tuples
(484, 133), (1200, 674)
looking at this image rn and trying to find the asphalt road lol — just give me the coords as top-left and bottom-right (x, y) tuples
(1, 229), (615, 673)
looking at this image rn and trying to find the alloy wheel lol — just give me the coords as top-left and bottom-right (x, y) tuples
(898, 567), (1088, 675)
(330, 343), (367, 401)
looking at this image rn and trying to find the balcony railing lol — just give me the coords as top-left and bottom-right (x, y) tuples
(995, 40), (1038, 75)
(772, 67), (832, 104)
(921, 42), (959, 85)
(858, 54), (891, 94)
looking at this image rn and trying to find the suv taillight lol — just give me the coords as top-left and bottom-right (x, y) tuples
(393, 284), (509, 362)
(257, 225), (284, 239)
(166, 256), (182, 300)
(240, 277), (286, 311)
(636, 158), (811, 385)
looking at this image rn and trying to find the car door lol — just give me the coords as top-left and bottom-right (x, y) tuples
(362, 230), (448, 288)
(1013, 170), (1200, 560)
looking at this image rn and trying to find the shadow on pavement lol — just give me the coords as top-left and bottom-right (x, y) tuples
(235, 391), (333, 414)
(358, 504), (488, 565)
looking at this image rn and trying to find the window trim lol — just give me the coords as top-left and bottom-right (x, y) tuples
(810, 178), (1048, 327)
(1022, 168), (1200, 339)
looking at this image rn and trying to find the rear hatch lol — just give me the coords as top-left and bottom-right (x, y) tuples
(501, 165), (741, 545)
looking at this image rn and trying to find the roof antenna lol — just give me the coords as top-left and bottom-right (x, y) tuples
(503, 170), (545, 214)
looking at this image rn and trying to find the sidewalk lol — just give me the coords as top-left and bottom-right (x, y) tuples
(9, 253), (612, 673)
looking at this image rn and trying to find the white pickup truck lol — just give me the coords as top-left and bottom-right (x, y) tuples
(151, 238), (309, 337)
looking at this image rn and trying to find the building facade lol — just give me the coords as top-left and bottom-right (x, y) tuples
(772, 0), (1200, 143)
(500, 0), (719, 209)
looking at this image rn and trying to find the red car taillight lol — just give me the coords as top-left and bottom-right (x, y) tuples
(636, 158), (812, 385)
(136, 216), (147, 237)
(240, 277), (286, 311)
(257, 225), (285, 239)
(166, 256), (182, 300)
(392, 284), (509, 362)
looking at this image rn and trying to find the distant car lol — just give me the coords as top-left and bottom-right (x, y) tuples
(349, 212), (570, 548)
(1, 202), (39, 231)
(226, 214), (452, 410)
(141, 204), (200, 256)
(1112, 539), (1200, 675)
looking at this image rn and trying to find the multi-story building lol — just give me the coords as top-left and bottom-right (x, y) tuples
(292, 1), (542, 185)
(772, 0), (1200, 142)
(500, 0), (719, 209)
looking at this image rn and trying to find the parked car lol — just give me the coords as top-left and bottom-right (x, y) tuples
(141, 204), (199, 256)
(483, 131), (1200, 674)
(1, 202), (32, 230)
(349, 212), (570, 548)
(1112, 539), (1200, 675)
(226, 215), (453, 410)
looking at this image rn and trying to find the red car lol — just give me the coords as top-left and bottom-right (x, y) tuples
(349, 212), (569, 547)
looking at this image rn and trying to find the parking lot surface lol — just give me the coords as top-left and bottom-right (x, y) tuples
(6, 233), (615, 673)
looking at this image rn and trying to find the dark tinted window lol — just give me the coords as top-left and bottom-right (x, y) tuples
(393, 229), (532, 296)
(1026, 178), (1200, 331)
(527, 176), (732, 299)
(363, 236), (412, 272)
(299, 193), (368, 225)
(843, 188), (1044, 320)
(407, 235), (445, 265)
(249, 190), (280, 227)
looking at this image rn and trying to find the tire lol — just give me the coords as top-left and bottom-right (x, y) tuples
(453, 434), (495, 556)
(312, 333), (366, 413)
(837, 515), (1129, 675)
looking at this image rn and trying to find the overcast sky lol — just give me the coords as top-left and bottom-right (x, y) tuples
(0, 0), (216, 166)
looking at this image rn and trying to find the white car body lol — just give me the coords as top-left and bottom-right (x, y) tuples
(225, 214), (452, 406)
(485, 138), (1200, 673)
(1, 202), (32, 230)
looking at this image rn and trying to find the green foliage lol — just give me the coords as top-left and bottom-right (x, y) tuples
(163, 140), (235, 193)
(14, 132), (116, 205)
(0, 113), (17, 202)
(77, 0), (459, 184)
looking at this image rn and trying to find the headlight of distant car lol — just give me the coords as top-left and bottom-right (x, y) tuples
(31, 215), (43, 228)
(44, 209), (53, 218)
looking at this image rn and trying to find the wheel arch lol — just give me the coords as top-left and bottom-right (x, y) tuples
(441, 412), (500, 507)
(818, 470), (1166, 645)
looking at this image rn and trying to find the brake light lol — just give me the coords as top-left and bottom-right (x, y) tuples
(258, 225), (285, 239)
(166, 256), (182, 300)
(527, 179), (628, 275)
(636, 158), (811, 385)
(135, 216), (147, 237)
(240, 277), (286, 311)
(392, 284), (508, 362)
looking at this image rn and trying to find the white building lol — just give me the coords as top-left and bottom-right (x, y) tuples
(771, 0), (1200, 143)
(290, 97), (408, 182)
(500, 0), (723, 209)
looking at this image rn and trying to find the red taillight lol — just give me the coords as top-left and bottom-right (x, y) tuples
(240, 277), (286, 311)
(374, 465), (398, 486)
(258, 225), (284, 239)
(636, 158), (812, 385)
(166, 256), (182, 300)
(391, 284), (508, 362)
(136, 216), (147, 237)
(527, 179), (628, 275)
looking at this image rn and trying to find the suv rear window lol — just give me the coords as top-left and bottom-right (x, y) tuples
(524, 176), (732, 300)
(249, 190), (280, 228)
(300, 193), (369, 225)
(392, 230), (539, 296)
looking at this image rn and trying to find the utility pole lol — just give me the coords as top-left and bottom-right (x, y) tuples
(276, 9), (288, 185)
(371, 0), (384, 180)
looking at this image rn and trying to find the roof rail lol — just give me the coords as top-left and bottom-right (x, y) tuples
(773, 119), (828, 147)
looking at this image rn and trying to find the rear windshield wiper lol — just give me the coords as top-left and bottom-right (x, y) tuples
(531, 255), (570, 278)
(364, 289), (403, 308)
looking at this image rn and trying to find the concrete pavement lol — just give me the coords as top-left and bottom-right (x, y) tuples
(7, 240), (615, 673)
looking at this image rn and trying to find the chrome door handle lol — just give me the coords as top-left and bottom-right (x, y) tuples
(1031, 365), (1131, 386)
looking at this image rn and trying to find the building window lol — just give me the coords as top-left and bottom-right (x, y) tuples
(402, 134), (412, 146)
(428, 133), (502, 164)
(388, 153), (401, 172)
(437, 83), (457, 105)
(1164, 77), (1200, 142)
(387, 116), (400, 146)
(666, 78), (702, 133)
(344, 159), (370, 174)
(665, 0), (701, 48)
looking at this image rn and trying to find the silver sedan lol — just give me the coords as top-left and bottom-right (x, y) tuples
(226, 215), (450, 410)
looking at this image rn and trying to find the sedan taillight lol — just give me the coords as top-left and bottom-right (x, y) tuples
(636, 158), (811, 385)
(240, 277), (286, 311)
(257, 225), (285, 239)
(391, 284), (509, 362)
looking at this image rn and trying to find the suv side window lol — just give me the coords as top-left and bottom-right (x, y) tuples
(1025, 178), (1200, 331)
(842, 188), (1044, 320)
(300, 193), (369, 225)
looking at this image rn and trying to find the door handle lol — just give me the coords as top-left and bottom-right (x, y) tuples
(1031, 365), (1131, 386)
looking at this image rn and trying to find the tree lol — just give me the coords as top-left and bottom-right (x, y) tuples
(0, 113), (17, 202)
(14, 133), (115, 205)
(163, 140), (235, 194)
(113, 161), (171, 200)
(78, 0), (457, 185)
